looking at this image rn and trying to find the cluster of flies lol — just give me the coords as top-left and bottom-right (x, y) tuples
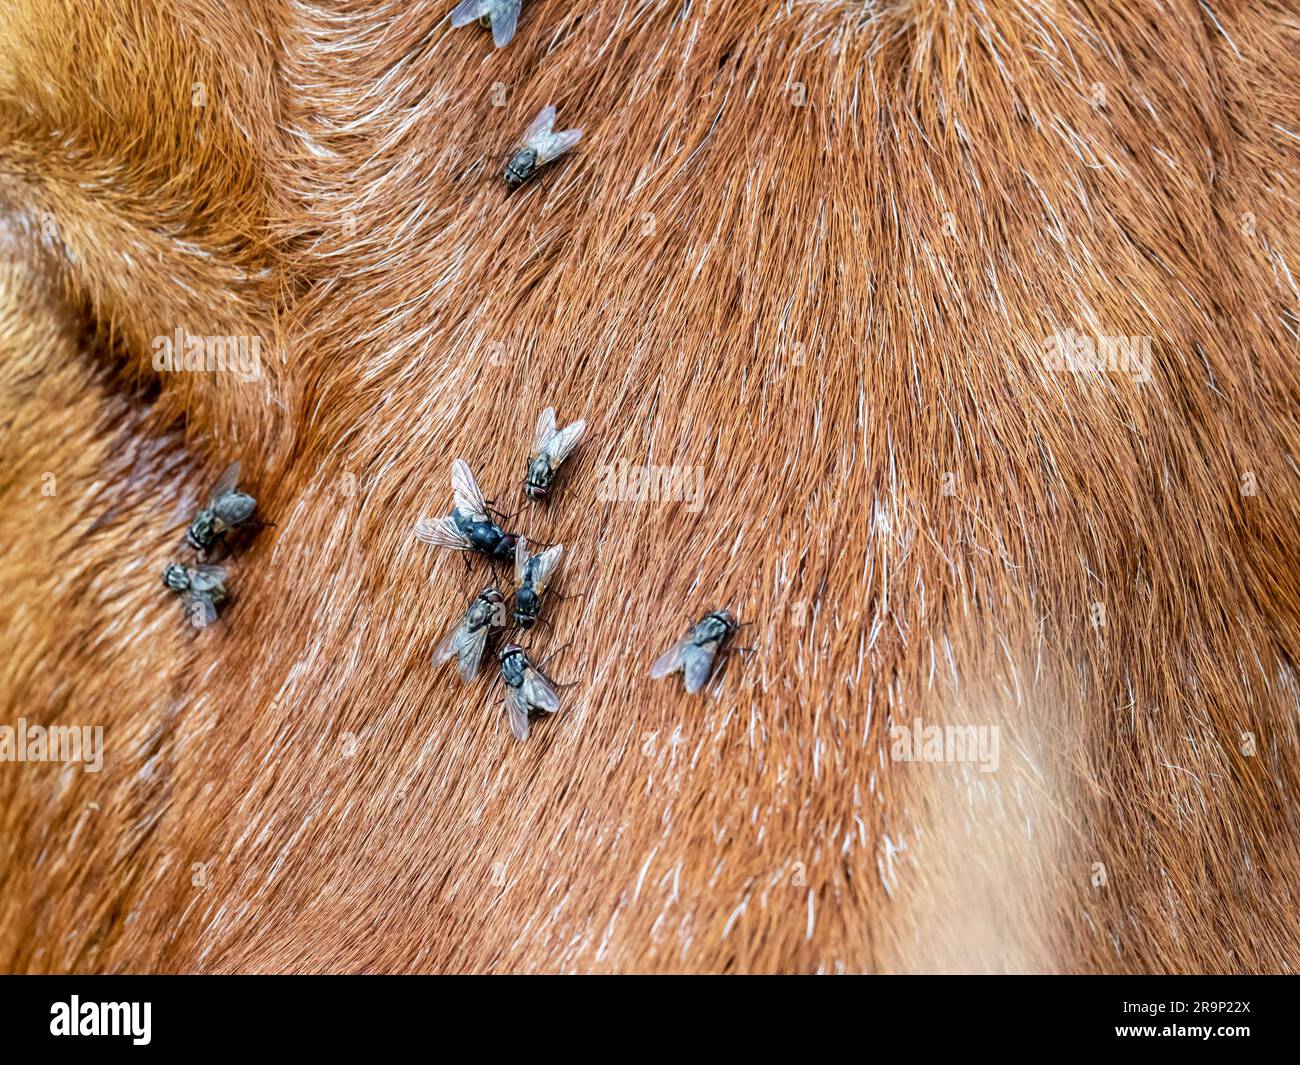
(161, 463), (259, 628)
(416, 411), (747, 741)
(158, 2), (746, 736)
(415, 409), (584, 741)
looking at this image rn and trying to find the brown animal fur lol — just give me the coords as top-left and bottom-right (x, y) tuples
(1, 0), (1298, 973)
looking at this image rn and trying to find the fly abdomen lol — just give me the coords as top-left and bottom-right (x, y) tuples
(525, 455), (552, 498)
(513, 586), (540, 627)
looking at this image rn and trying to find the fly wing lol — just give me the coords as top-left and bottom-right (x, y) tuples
(529, 543), (563, 596)
(188, 564), (227, 593)
(540, 418), (585, 466)
(521, 105), (556, 150)
(649, 636), (689, 679)
(414, 514), (471, 550)
(533, 126), (582, 165)
(208, 461), (241, 505)
(454, 624), (491, 682)
(450, 459), (490, 521)
(185, 594), (219, 629)
(530, 406), (557, 459)
(488, 0), (520, 47)
(506, 685), (532, 741)
(431, 621), (465, 668)
(513, 535), (528, 586)
(449, 0), (485, 27)
(680, 642), (721, 695)
(521, 667), (560, 714)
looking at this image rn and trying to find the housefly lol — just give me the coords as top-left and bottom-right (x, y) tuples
(414, 459), (518, 564)
(511, 537), (563, 629)
(497, 643), (561, 741)
(503, 105), (582, 189)
(432, 585), (507, 682)
(186, 461), (256, 555)
(162, 562), (227, 629)
(649, 610), (741, 694)
(524, 407), (585, 501)
(449, 0), (520, 48)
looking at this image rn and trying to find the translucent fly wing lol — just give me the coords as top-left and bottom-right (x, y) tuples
(680, 643), (720, 695)
(521, 668), (560, 714)
(488, 0), (520, 47)
(531, 406), (557, 458)
(450, 459), (490, 521)
(533, 127), (582, 166)
(506, 686), (532, 741)
(185, 594), (219, 629)
(521, 105), (556, 150)
(414, 514), (471, 550)
(455, 624), (491, 682)
(208, 461), (241, 505)
(449, 0), (485, 28)
(541, 419), (585, 466)
(513, 535), (528, 586)
(188, 564), (227, 594)
(431, 621), (464, 668)
(529, 544), (563, 596)
(649, 636), (689, 679)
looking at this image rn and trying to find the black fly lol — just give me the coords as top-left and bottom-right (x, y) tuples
(448, 0), (520, 48)
(524, 407), (585, 502)
(186, 462), (256, 556)
(650, 610), (742, 694)
(497, 643), (561, 741)
(511, 536), (563, 630)
(432, 585), (507, 682)
(503, 105), (582, 189)
(414, 459), (519, 565)
(162, 562), (227, 629)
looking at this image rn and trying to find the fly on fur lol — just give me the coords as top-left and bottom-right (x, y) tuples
(524, 407), (585, 501)
(504, 105), (582, 189)
(449, 0), (520, 48)
(414, 459), (518, 564)
(650, 610), (741, 694)
(512, 537), (562, 629)
(497, 643), (561, 741)
(162, 562), (227, 629)
(186, 461), (256, 556)
(433, 585), (507, 682)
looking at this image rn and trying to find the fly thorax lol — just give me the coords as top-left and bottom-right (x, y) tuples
(695, 616), (728, 644)
(526, 456), (552, 490)
(505, 148), (537, 187)
(187, 511), (215, 548)
(501, 653), (526, 686)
